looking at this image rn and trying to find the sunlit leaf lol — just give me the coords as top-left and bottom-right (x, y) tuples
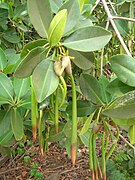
(48, 9), (67, 47)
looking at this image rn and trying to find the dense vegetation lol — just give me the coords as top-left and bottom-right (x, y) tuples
(0, 0), (135, 179)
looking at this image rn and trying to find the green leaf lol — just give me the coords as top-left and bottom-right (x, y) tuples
(14, 47), (46, 78)
(0, 130), (13, 145)
(129, 125), (135, 144)
(48, 9), (67, 47)
(78, 0), (85, 11)
(79, 73), (104, 105)
(110, 54), (135, 87)
(80, 112), (95, 135)
(32, 56), (59, 103)
(11, 108), (24, 141)
(27, 0), (52, 38)
(0, 72), (14, 102)
(67, 100), (96, 117)
(3, 29), (20, 43)
(80, 131), (90, 146)
(0, 48), (7, 71)
(103, 90), (135, 119)
(106, 78), (135, 98)
(21, 39), (48, 59)
(68, 49), (94, 70)
(112, 117), (135, 127)
(60, 0), (80, 35)
(63, 26), (112, 52)
(0, 110), (12, 137)
(50, 0), (62, 13)
(99, 75), (111, 104)
(13, 77), (30, 99)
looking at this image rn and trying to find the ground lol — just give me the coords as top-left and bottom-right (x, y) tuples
(0, 142), (91, 180)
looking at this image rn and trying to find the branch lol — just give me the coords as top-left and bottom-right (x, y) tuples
(119, 134), (135, 155)
(112, 16), (135, 22)
(101, 0), (132, 57)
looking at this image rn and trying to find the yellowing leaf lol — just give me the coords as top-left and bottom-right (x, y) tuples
(48, 9), (67, 47)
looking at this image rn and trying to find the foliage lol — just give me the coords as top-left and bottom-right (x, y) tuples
(0, 0), (135, 179)
(107, 149), (135, 180)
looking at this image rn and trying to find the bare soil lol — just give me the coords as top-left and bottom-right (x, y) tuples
(0, 143), (91, 180)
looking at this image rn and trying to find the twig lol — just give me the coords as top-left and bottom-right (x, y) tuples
(90, 0), (100, 14)
(112, 16), (135, 22)
(101, 0), (132, 57)
(108, 0), (117, 15)
(100, 20), (110, 75)
(119, 134), (135, 155)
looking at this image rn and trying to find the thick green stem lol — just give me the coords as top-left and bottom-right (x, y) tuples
(30, 76), (38, 141)
(92, 134), (98, 180)
(106, 126), (119, 161)
(96, 157), (103, 179)
(102, 132), (106, 180)
(59, 76), (67, 108)
(89, 132), (95, 180)
(54, 88), (59, 134)
(70, 74), (77, 166)
(38, 110), (44, 156)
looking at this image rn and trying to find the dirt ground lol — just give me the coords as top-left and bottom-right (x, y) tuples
(0, 142), (91, 180)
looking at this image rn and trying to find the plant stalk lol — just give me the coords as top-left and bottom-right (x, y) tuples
(106, 126), (119, 161)
(92, 134), (98, 180)
(38, 110), (44, 156)
(102, 132), (106, 180)
(30, 76), (38, 141)
(70, 74), (77, 166)
(54, 88), (59, 134)
(89, 132), (95, 180)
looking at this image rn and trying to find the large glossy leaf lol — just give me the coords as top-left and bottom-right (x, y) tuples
(112, 117), (135, 127)
(68, 49), (94, 70)
(27, 0), (52, 38)
(0, 110), (12, 137)
(32, 56), (59, 103)
(21, 39), (48, 59)
(79, 74), (104, 105)
(110, 54), (135, 87)
(48, 9), (67, 47)
(63, 26), (112, 52)
(103, 90), (135, 119)
(0, 130), (13, 146)
(60, 0), (80, 35)
(0, 72), (14, 102)
(128, 125), (135, 144)
(0, 48), (7, 71)
(11, 108), (24, 141)
(67, 100), (97, 117)
(106, 78), (135, 98)
(14, 47), (46, 78)
(13, 77), (30, 99)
